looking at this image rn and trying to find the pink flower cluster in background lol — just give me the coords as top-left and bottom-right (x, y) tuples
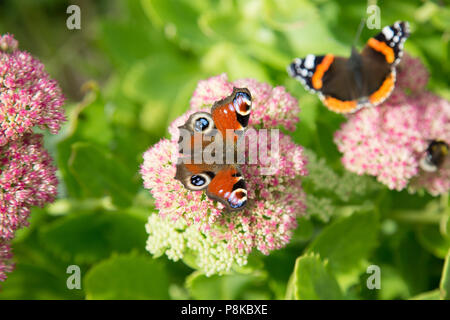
(141, 74), (308, 275)
(0, 243), (13, 282)
(0, 134), (58, 240)
(0, 34), (64, 284)
(334, 54), (449, 195)
(0, 34), (65, 146)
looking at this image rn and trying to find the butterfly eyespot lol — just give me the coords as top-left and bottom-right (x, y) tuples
(185, 172), (212, 191)
(194, 117), (210, 132)
(234, 92), (252, 113)
(232, 92), (252, 120)
(191, 175), (206, 186)
(227, 188), (247, 209)
(189, 112), (214, 134)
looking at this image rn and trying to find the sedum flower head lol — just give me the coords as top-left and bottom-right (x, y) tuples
(0, 133), (58, 240)
(395, 53), (429, 94)
(0, 241), (13, 283)
(334, 55), (450, 195)
(0, 34), (18, 53)
(0, 34), (66, 146)
(142, 75), (308, 275)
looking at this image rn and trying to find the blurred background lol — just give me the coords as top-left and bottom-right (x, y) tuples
(0, 0), (449, 299)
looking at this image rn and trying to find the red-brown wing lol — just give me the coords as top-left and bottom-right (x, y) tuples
(175, 163), (247, 211)
(211, 87), (252, 138)
(206, 166), (247, 211)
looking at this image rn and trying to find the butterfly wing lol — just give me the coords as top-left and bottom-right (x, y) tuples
(362, 21), (410, 67)
(177, 111), (217, 157)
(175, 163), (215, 191)
(175, 163), (247, 211)
(211, 87), (252, 138)
(288, 54), (362, 113)
(206, 165), (247, 211)
(360, 21), (410, 106)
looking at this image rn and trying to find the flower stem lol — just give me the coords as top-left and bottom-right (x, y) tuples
(390, 210), (442, 224)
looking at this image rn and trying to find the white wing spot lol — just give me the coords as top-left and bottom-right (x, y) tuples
(382, 26), (394, 40)
(304, 54), (315, 69)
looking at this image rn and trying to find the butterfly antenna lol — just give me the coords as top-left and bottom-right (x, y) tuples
(352, 18), (366, 49)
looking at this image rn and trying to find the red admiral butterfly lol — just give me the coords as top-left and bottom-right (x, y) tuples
(288, 21), (410, 113)
(175, 88), (252, 211)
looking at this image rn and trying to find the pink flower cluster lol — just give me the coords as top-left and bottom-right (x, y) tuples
(0, 34), (64, 284)
(0, 34), (66, 146)
(334, 54), (450, 195)
(0, 134), (58, 240)
(395, 53), (429, 95)
(0, 242), (13, 282)
(142, 75), (308, 274)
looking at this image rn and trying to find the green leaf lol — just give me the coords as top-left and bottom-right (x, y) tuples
(232, 253), (264, 275)
(306, 211), (379, 288)
(440, 250), (450, 300)
(123, 53), (202, 135)
(393, 231), (433, 295)
(417, 224), (450, 259)
(201, 42), (270, 82)
(199, 3), (292, 71)
(293, 253), (343, 300)
(84, 254), (170, 299)
(186, 271), (265, 300)
(67, 90), (114, 147)
(141, 0), (211, 51)
(377, 264), (410, 300)
(291, 216), (314, 243)
(264, 0), (347, 56)
(264, 246), (305, 300)
(39, 211), (147, 264)
(123, 53), (200, 104)
(99, 20), (166, 69)
(0, 263), (83, 300)
(410, 289), (441, 300)
(56, 91), (114, 198)
(68, 142), (138, 207)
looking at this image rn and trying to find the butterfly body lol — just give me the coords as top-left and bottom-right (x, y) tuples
(175, 88), (252, 211)
(288, 21), (410, 113)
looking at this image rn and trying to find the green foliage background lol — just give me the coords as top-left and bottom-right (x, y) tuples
(1, 0), (450, 300)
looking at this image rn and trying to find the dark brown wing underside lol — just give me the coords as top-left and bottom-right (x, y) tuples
(321, 53), (391, 101)
(361, 46), (392, 96)
(321, 57), (360, 101)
